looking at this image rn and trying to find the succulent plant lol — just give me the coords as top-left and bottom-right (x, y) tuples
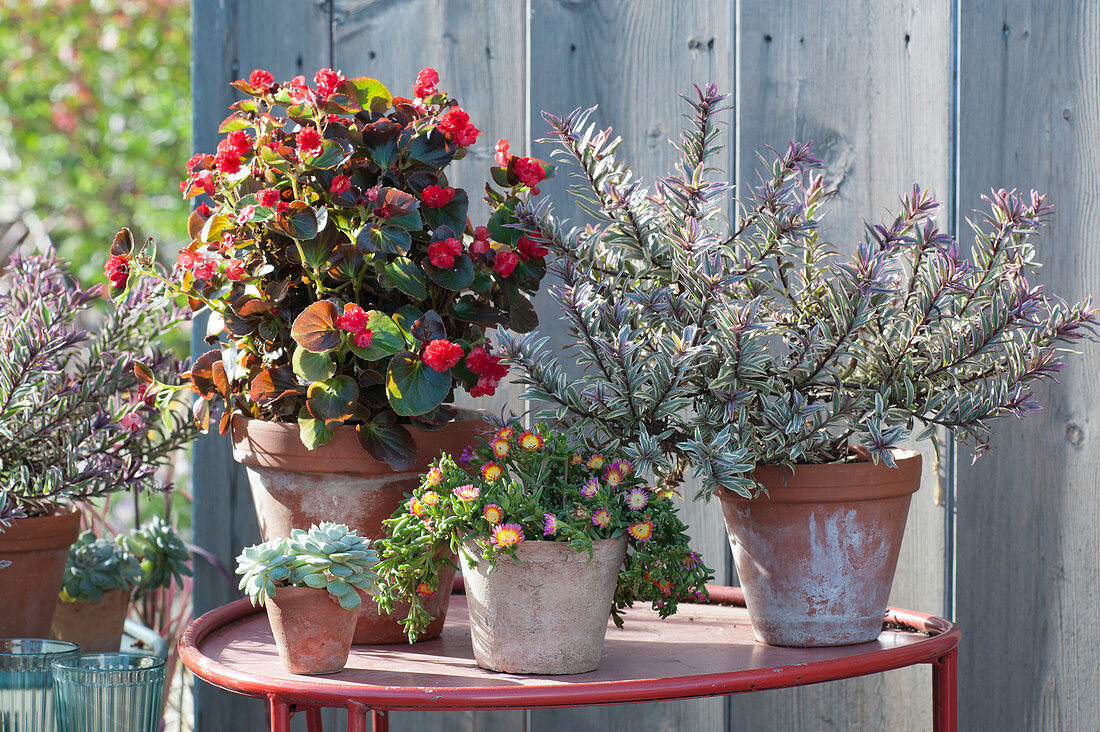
(59, 530), (143, 603)
(236, 522), (378, 610)
(119, 515), (192, 597)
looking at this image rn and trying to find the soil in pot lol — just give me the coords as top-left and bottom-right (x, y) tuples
(265, 586), (359, 675)
(0, 509), (82, 638)
(461, 536), (628, 674)
(718, 450), (922, 647)
(232, 412), (485, 644)
(50, 588), (131, 652)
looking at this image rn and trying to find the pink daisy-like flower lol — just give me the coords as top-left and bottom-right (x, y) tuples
(496, 426), (515, 441)
(681, 551), (700, 570)
(491, 523), (524, 549)
(483, 504), (503, 524)
(543, 513), (558, 536)
(518, 430), (543, 450)
(481, 462), (502, 482)
(491, 438), (510, 458)
(570, 453), (583, 465)
(625, 488), (648, 511)
(417, 582), (434, 597)
(424, 467), (443, 486)
(604, 464), (625, 487)
(580, 477), (599, 499)
(572, 505), (589, 521)
(421, 491), (440, 507)
(454, 484), (479, 501)
(587, 454), (606, 470)
(628, 520), (654, 542)
(408, 497), (425, 516)
(656, 578), (673, 596)
(591, 508), (611, 528)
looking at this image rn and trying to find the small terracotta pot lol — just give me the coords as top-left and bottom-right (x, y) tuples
(232, 412), (484, 644)
(718, 450), (922, 647)
(0, 509), (82, 638)
(51, 588), (131, 652)
(265, 586), (359, 674)
(462, 536), (627, 674)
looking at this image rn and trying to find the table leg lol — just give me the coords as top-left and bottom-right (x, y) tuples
(305, 705), (324, 732)
(372, 709), (389, 732)
(269, 698), (292, 732)
(932, 647), (958, 732)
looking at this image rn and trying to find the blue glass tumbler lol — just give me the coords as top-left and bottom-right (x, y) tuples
(0, 639), (80, 732)
(51, 653), (165, 732)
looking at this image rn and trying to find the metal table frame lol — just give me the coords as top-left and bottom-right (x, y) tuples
(179, 585), (959, 732)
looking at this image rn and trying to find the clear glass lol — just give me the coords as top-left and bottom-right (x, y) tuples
(0, 639), (80, 732)
(51, 653), (165, 732)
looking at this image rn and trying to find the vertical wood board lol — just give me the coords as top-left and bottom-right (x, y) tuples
(957, 2), (1100, 730)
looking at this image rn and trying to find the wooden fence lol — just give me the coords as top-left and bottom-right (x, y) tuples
(191, 1), (1100, 729)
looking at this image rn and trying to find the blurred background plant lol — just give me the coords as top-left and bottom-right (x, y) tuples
(0, 0), (190, 278)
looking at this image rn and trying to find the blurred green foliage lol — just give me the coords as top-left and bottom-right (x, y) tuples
(0, 0), (190, 281)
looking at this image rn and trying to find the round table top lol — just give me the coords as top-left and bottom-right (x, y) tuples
(179, 586), (960, 711)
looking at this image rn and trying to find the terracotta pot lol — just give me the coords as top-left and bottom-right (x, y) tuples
(461, 536), (627, 674)
(0, 509), (82, 638)
(50, 588), (131, 652)
(718, 450), (922, 647)
(265, 586), (359, 674)
(231, 412), (483, 644)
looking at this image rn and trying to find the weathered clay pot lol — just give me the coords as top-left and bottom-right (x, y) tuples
(462, 536), (628, 674)
(231, 412), (483, 644)
(0, 509), (82, 638)
(265, 586), (359, 674)
(718, 450), (922, 647)
(51, 588), (131, 652)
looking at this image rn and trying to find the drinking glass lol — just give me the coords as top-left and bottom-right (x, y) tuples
(0, 639), (80, 732)
(51, 653), (164, 732)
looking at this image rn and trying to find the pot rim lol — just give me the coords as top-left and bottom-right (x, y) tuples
(720, 449), (923, 503)
(230, 409), (490, 476)
(0, 507), (82, 549)
(461, 535), (628, 563)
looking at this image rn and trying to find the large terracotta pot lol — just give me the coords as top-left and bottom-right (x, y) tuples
(461, 536), (628, 674)
(265, 586), (359, 674)
(717, 450), (921, 647)
(0, 509), (82, 637)
(51, 588), (131, 652)
(231, 411), (485, 644)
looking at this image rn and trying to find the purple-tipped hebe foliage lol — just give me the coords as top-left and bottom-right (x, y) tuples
(498, 83), (1099, 499)
(0, 252), (197, 520)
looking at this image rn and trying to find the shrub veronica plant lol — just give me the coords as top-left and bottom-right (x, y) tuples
(373, 419), (713, 641)
(499, 84), (1098, 498)
(0, 252), (196, 521)
(111, 67), (553, 470)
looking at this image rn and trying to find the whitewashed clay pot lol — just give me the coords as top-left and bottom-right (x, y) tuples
(461, 536), (627, 674)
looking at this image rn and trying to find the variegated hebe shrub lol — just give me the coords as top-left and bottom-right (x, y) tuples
(111, 67), (553, 470)
(499, 84), (1099, 499)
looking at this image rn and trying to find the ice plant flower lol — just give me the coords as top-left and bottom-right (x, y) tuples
(628, 520), (654, 541)
(495, 426), (515, 441)
(454, 484), (479, 501)
(491, 438), (510, 458)
(424, 467), (443, 486)
(422, 339), (464, 372)
(581, 477), (599, 499)
(571, 505), (589, 521)
(518, 430), (543, 450)
(570, 453), (583, 465)
(604, 462), (626, 487)
(491, 523), (523, 549)
(408, 497), (425, 516)
(481, 462), (502, 482)
(625, 488), (649, 511)
(483, 504), (503, 524)
(543, 513), (558, 536)
(421, 491), (440, 507)
(587, 454), (606, 470)
(417, 582), (434, 597)
(591, 508), (611, 528)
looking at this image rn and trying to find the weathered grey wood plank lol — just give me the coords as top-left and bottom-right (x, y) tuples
(528, 1), (733, 729)
(333, 2), (529, 730)
(191, 2), (332, 730)
(957, 3), (1100, 730)
(731, 1), (952, 728)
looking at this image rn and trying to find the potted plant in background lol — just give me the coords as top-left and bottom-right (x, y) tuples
(114, 66), (553, 642)
(498, 85), (1098, 646)
(235, 523), (377, 674)
(374, 420), (712, 674)
(0, 251), (195, 638)
(53, 516), (193, 653)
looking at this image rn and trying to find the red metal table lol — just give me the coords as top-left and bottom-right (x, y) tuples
(179, 585), (959, 732)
